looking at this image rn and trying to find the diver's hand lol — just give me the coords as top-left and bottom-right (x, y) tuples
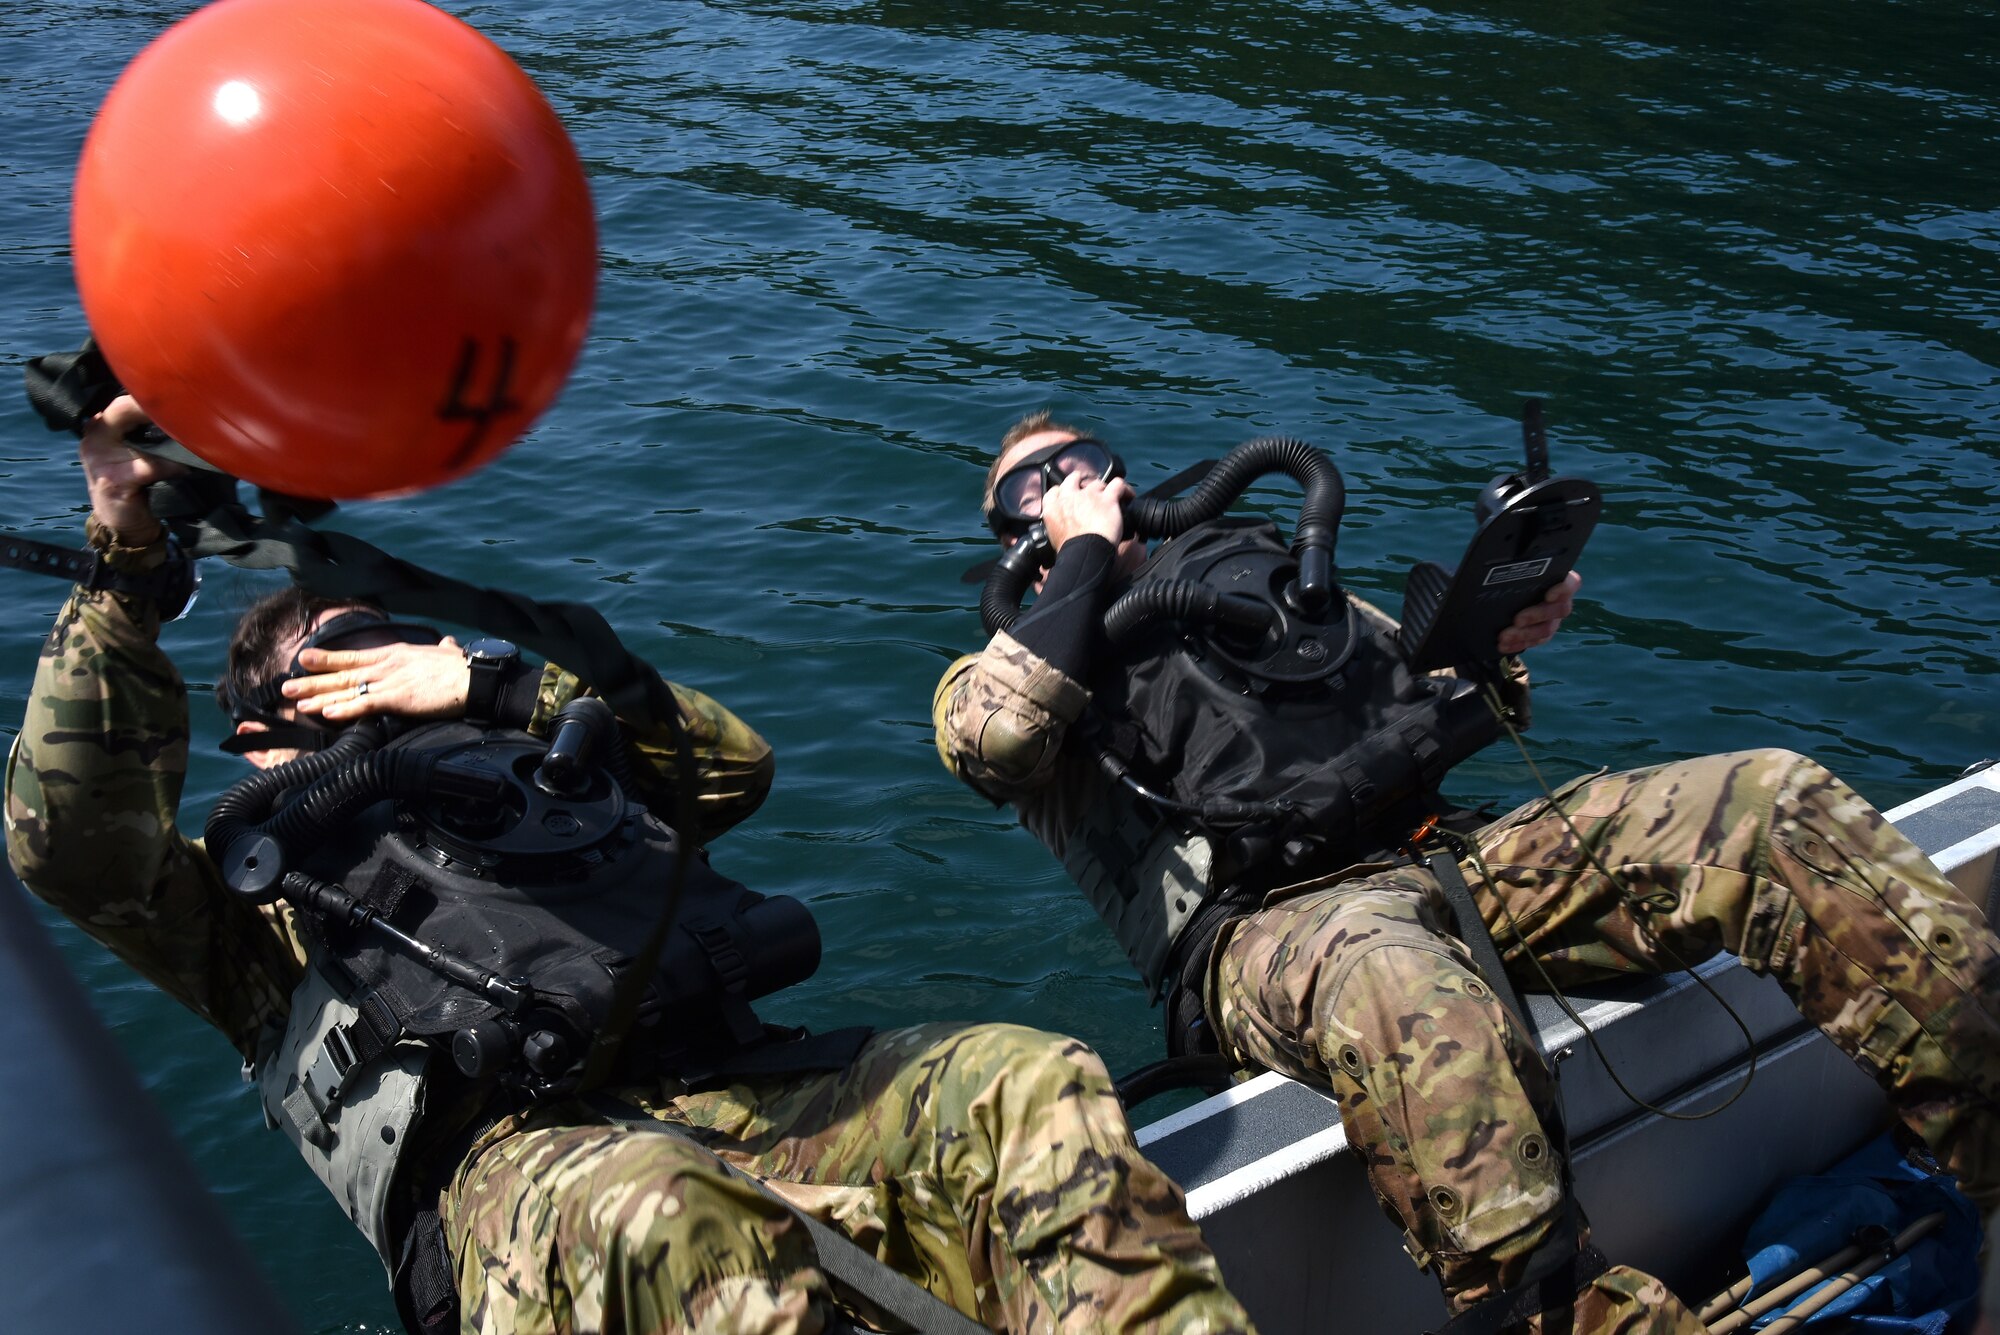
(285, 637), (471, 722)
(1042, 471), (1133, 551)
(79, 395), (182, 546)
(1497, 570), (1581, 656)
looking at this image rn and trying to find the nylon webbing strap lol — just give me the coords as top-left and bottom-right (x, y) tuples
(0, 533), (98, 584)
(1421, 849), (1533, 1033)
(145, 483), (677, 730)
(1, 528), (200, 617)
(584, 1095), (993, 1335)
(793, 1213), (993, 1335)
(1139, 457), (1218, 501)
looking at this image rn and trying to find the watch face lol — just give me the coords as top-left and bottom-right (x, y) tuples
(466, 638), (518, 663)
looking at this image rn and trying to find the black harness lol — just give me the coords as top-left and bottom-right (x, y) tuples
(1092, 517), (1505, 880)
(210, 713), (826, 1100)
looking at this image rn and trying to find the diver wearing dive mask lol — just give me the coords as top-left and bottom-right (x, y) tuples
(218, 606), (454, 755)
(983, 435), (1125, 537)
(937, 408), (2000, 1335)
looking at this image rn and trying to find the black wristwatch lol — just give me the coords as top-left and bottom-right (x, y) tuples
(462, 638), (520, 726)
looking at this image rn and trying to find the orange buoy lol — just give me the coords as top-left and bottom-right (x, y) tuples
(71, 0), (597, 500)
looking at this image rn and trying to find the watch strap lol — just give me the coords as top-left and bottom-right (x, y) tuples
(463, 641), (519, 726)
(465, 655), (505, 726)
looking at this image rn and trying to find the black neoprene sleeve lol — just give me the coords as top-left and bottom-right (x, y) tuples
(1006, 534), (1115, 681)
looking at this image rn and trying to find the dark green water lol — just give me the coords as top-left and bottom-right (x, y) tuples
(3, 1), (1997, 1328)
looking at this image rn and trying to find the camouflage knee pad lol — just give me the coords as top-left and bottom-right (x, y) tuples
(677, 1022), (1250, 1335)
(444, 1119), (831, 1335)
(1304, 889), (1567, 1303)
(1757, 753), (2000, 1202)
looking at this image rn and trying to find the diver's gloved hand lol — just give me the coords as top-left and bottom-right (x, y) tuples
(79, 395), (185, 547)
(285, 638), (475, 723)
(1495, 569), (1582, 656)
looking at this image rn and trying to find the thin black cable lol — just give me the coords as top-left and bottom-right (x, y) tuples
(1460, 682), (1759, 1123)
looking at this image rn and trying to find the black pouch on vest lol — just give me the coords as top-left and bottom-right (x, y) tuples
(393, 1208), (458, 1335)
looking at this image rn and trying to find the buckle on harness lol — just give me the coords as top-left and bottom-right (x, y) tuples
(688, 921), (749, 992)
(685, 920), (764, 1047)
(304, 1024), (362, 1113)
(301, 992), (403, 1119)
(324, 1024), (362, 1082)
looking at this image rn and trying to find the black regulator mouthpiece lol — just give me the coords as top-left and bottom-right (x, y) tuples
(978, 522), (1055, 638)
(979, 436), (1345, 639)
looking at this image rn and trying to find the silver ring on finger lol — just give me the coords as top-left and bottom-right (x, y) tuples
(354, 681), (371, 699)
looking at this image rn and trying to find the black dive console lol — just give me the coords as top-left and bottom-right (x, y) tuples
(976, 408), (1600, 884)
(205, 699), (819, 1099)
(1399, 400), (1600, 674)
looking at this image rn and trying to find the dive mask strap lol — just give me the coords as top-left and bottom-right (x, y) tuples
(218, 723), (337, 756)
(1138, 458), (1217, 502)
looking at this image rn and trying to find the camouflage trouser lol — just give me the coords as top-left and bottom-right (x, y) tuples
(1210, 748), (2000, 1333)
(445, 1022), (1252, 1335)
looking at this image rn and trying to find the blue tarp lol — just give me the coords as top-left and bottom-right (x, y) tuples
(1732, 1135), (1983, 1332)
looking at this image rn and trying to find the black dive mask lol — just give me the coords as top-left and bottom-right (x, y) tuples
(985, 437), (1124, 538)
(220, 610), (444, 755)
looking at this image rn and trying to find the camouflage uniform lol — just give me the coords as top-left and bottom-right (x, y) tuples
(937, 604), (2000, 1334)
(5, 523), (1251, 1335)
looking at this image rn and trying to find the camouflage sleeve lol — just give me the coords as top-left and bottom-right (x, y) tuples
(931, 631), (1091, 802)
(529, 664), (775, 841)
(3, 522), (304, 1061)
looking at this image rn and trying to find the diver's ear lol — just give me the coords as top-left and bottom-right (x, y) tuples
(235, 719), (277, 770)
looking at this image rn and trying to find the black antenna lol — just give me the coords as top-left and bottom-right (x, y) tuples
(1521, 399), (1549, 484)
